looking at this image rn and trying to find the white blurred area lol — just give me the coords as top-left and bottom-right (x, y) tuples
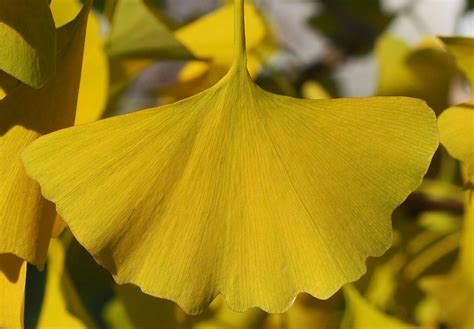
(385, 0), (466, 43)
(257, 0), (472, 97)
(338, 0), (472, 97)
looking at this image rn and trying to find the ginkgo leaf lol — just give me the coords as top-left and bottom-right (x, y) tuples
(0, 254), (26, 328)
(438, 102), (474, 185)
(22, 0), (438, 314)
(158, 63), (229, 103)
(376, 35), (456, 112)
(51, 0), (109, 125)
(175, 2), (266, 66)
(123, 3), (268, 101)
(0, 3), (89, 267)
(48, 0), (110, 237)
(439, 36), (474, 91)
(428, 95), (474, 328)
(0, 0), (56, 88)
(37, 239), (86, 328)
(158, 2), (269, 102)
(342, 285), (417, 329)
(302, 81), (331, 100)
(106, 0), (194, 60)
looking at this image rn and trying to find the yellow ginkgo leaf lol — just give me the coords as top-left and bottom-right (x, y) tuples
(0, 3), (89, 267)
(376, 34), (456, 112)
(50, 0), (109, 125)
(438, 102), (474, 185)
(37, 239), (86, 328)
(165, 1), (269, 100)
(0, 0), (56, 88)
(158, 63), (229, 104)
(342, 285), (418, 329)
(0, 254), (26, 328)
(106, 0), (194, 60)
(428, 95), (474, 328)
(22, 0), (438, 314)
(420, 170), (473, 329)
(175, 1), (266, 66)
(439, 36), (474, 91)
(302, 81), (331, 100)
(48, 0), (110, 237)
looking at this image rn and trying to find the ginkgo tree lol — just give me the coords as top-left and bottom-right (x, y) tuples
(0, 0), (470, 328)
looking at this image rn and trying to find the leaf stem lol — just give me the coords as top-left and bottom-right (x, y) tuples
(232, 0), (247, 72)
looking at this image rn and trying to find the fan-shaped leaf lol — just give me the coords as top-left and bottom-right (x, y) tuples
(438, 102), (474, 185)
(22, 1), (438, 314)
(0, 3), (89, 267)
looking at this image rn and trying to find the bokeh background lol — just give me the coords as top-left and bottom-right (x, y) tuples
(101, 0), (474, 114)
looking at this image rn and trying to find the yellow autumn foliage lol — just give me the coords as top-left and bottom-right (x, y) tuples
(22, 0), (438, 314)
